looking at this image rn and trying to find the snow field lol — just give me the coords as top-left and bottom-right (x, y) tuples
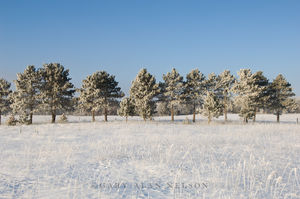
(0, 114), (300, 198)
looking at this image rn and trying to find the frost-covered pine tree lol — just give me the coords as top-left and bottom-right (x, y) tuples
(79, 71), (124, 122)
(250, 71), (270, 122)
(155, 82), (169, 116)
(216, 70), (235, 121)
(205, 72), (218, 92)
(130, 68), (160, 121)
(184, 69), (206, 122)
(118, 97), (135, 122)
(269, 74), (296, 123)
(201, 91), (223, 124)
(163, 68), (184, 122)
(39, 63), (75, 123)
(10, 65), (41, 125)
(0, 78), (12, 125)
(232, 69), (256, 123)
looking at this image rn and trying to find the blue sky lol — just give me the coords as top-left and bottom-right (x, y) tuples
(0, 0), (299, 96)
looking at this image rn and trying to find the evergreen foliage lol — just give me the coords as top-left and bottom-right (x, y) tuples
(0, 78), (12, 125)
(201, 91), (223, 123)
(39, 63), (75, 123)
(233, 70), (270, 123)
(249, 71), (270, 122)
(10, 65), (41, 125)
(18, 113), (31, 125)
(233, 69), (256, 122)
(205, 73), (218, 92)
(118, 97), (135, 122)
(1, 65), (298, 124)
(130, 69), (160, 121)
(269, 74), (296, 122)
(184, 69), (206, 122)
(162, 68), (184, 121)
(155, 82), (169, 116)
(216, 70), (235, 121)
(79, 71), (124, 122)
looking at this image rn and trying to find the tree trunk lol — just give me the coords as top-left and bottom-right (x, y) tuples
(171, 105), (174, 122)
(0, 111), (1, 125)
(51, 111), (56, 123)
(193, 111), (196, 123)
(29, 106), (33, 125)
(126, 116), (128, 123)
(193, 102), (196, 123)
(224, 96), (228, 122)
(29, 113), (33, 125)
(104, 107), (108, 122)
(92, 110), (95, 122)
(277, 112), (280, 123)
(253, 109), (256, 123)
(208, 111), (211, 124)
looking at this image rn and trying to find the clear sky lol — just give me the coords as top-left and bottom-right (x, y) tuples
(0, 0), (299, 96)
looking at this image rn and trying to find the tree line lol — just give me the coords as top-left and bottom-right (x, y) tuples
(0, 63), (297, 125)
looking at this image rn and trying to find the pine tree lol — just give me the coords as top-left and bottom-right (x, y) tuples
(155, 82), (169, 116)
(232, 69), (256, 123)
(250, 71), (270, 122)
(234, 70), (270, 123)
(10, 65), (41, 125)
(18, 113), (31, 125)
(201, 91), (223, 124)
(118, 97), (135, 122)
(163, 68), (184, 122)
(79, 71), (124, 122)
(130, 68), (160, 121)
(0, 78), (12, 125)
(39, 63), (75, 123)
(184, 69), (206, 122)
(216, 70), (235, 121)
(269, 74), (296, 123)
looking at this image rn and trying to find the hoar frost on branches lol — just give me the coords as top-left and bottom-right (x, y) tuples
(10, 65), (41, 125)
(79, 71), (124, 122)
(249, 71), (270, 122)
(1, 65), (298, 124)
(269, 74), (296, 122)
(162, 68), (184, 122)
(0, 78), (12, 125)
(40, 63), (75, 123)
(130, 69), (160, 121)
(233, 69), (255, 123)
(198, 73), (224, 123)
(201, 91), (223, 124)
(216, 70), (235, 122)
(155, 82), (169, 116)
(118, 97), (135, 122)
(233, 69), (271, 123)
(184, 69), (206, 122)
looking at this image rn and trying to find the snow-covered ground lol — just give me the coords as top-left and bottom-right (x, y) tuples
(0, 114), (300, 198)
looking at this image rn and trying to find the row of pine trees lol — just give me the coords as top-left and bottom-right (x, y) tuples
(0, 63), (297, 125)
